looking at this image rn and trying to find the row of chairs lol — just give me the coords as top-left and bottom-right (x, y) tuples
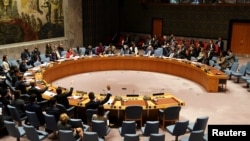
(166, 115), (209, 141)
(117, 116), (209, 141)
(4, 119), (104, 141)
(225, 61), (250, 86)
(4, 120), (47, 141)
(4, 105), (208, 141)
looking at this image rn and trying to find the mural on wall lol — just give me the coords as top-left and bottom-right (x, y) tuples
(0, 0), (64, 45)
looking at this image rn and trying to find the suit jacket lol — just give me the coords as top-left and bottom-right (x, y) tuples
(15, 80), (29, 94)
(19, 63), (28, 73)
(28, 86), (48, 102)
(85, 93), (112, 110)
(25, 102), (45, 125)
(11, 99), (26, 117)
(216, 40), (224, 50)
(45, 106), (62, 122)
(54, 87), (73, 109)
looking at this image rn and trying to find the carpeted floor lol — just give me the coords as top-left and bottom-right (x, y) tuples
(1, 56), (250, 141)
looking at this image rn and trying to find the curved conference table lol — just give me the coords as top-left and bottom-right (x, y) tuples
(30, 55), (227, 123)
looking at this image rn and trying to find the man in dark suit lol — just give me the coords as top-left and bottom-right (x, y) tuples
(54, 87), (73, 109)
(27, 80), (48, 102)
(44, 97), (62, 122)
(85, 85), (112, 110)
(25, 94), (45, 125)
(11, 90), (26, 118)
(15, 74), (30, 94)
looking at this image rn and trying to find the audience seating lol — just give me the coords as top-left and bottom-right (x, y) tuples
(246, 79), (250, 88)
(7, 105), (27, 126)
(69, 118), (89, 132)
(37, 100), (48, 111)
(44, 113), (58, 138)
(158, 105), (181, 130)
(61, 51), (67, 58)
(231, 64), (247, 83)
(180, 130), (204, 141)
(145, 133), (165, 141)
(224, 61), (238, 79)
(123, 133), (140, 141)
(203, 133), (208, 141)
(141, 120), (159, 136)
(20, 94), (30, 104)
(119, 120), (137, 136)
(4, 120), (26, 141)
(25, 110), (42, 130)
(33, 61), (42, 67)
(23, 124), (48, 141)
(83, 131), (104, 141)
(56, 103), (75, 118)
(166, 120), (189, 141)
(187, 116), (209, 132)
(154, 48), (163, 57)
(86, 109), (97, 125)
(58, 130), (81, 141)
(91, 120), (111, 139)
(40, 54), (50, 63)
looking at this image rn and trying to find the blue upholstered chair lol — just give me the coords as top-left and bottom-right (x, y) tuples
(119, 120), (137, 137)
(188, 116), (209, 132)
(141, 120), (159, 136)
(166, 120), (189, 141)
(23, 124), (48, 141)
(4, 120), (26, 141)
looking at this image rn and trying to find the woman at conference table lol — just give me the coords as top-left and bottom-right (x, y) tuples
(65, 48), (76, 58)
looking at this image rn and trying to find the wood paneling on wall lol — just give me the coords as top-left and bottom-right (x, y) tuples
(119, 0), (250, 40)
(231, 23), (250, 54)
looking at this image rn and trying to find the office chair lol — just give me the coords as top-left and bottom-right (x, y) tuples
(58, 130), (81, 141)
(123, 133), (140, 141)
(145, 133), (165, 141)
(91, 120), (111, 138)
(141, 120), (159, 136)
(166, 120), (189, 141)
(25, 110), (41, 129)
(158, 105), (181, 130)
(23, 124), (48, 141)
(119, 120), (137, 136)
(188, 116), (209, 132)
(180, 130), (204, 141)
(7, 104), (27, 126)
(83, 131), (104, 141)
(4, 120), (26, 141)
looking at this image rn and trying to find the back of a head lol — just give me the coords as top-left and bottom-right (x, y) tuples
(56, 87), (62, 94)
(97, 105), (105, 116)
(88, 92), (95, 100)
(14, 90), (21, 99)
(49, 97), (57, 106)
(30, 80), (36, 87)
(29, 94), (37, 103)
(59, 113), (69, 124)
